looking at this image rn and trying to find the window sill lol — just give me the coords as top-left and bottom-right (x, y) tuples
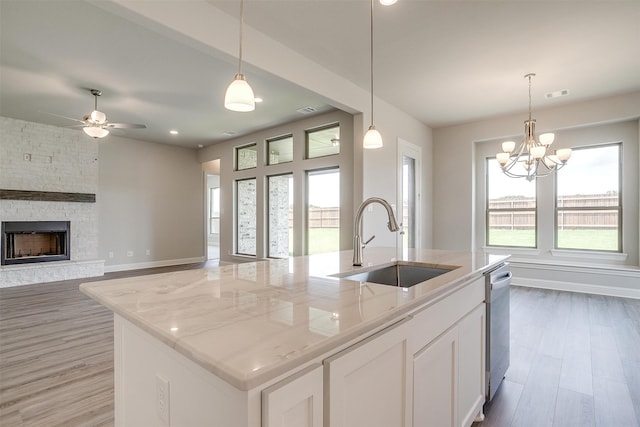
(550, 249), (628, 263)
(482, 246), (541, 256)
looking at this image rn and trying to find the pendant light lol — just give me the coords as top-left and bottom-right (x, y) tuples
(224, 0), (255, 112)
(363, 0), (383, 149)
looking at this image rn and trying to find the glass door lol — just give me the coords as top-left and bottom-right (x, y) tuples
(397, 140), (422, 257)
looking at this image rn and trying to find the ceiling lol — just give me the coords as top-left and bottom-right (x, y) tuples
(1, 1), (639, 149)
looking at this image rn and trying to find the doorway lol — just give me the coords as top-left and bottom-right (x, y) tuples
(203, 160), (221, 261)
(397, 139), (422, 257)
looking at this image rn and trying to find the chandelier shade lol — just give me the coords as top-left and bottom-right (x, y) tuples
(225, 0), (255, 112)
(497, 73), (571, 181)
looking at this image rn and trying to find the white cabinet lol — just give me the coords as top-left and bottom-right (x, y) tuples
(324, 319), (412, 427)
(262, 364), (323, 427)
(413, 326), (458, 427)
(458, 304), (486, 427)
(412, 303), (486, 427)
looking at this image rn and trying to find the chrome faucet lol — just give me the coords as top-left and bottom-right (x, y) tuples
(353, 197), (400, 266)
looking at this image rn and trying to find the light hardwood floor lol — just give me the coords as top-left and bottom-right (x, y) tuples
(1, 266), (639, 426)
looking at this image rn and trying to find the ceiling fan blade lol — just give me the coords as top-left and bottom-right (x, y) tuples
(40, 111), (87, 124)
(105, 123), (147, 129)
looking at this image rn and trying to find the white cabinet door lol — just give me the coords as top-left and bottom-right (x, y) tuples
(458, 303), (486, 427)
(413, 326), (458, 427)
(262, 364), (323, 427)
(325, 319), (412, 427)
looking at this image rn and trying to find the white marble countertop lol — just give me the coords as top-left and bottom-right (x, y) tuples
(80, 248), (508, 390)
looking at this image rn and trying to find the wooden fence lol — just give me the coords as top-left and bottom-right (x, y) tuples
(489, 194), (619, 230)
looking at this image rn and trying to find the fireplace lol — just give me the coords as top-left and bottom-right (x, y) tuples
(1, 221), (70, 265)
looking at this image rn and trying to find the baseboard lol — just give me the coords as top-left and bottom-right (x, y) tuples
(512, 278), (640, 300)
(104, 257), (206, 273)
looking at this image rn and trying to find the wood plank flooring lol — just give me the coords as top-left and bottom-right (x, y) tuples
(477, 286), (640, 427)
(1, 268), (639, 426)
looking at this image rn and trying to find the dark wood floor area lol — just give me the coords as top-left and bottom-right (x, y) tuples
(1, 267), (639, 426)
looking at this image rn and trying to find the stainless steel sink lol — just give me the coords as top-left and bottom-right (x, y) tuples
(335, 263), (457, 288)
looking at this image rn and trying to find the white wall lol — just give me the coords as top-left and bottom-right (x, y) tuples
(99, 136), (204, 271)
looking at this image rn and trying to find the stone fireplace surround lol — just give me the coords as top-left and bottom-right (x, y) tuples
(0, 117), (104, 287)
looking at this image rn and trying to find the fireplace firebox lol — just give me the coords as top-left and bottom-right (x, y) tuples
(1, 221), (70, 265)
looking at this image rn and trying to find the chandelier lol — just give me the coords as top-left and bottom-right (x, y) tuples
(496, 73), (572, 181)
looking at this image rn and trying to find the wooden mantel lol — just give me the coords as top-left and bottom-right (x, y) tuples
(0, 189), (96, 203)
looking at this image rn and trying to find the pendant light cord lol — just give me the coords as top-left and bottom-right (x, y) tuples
(370, 0), (375, 126)
(238, 0), (244, 75)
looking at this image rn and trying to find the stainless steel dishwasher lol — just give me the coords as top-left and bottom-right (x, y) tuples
(485, 262), (511, 401)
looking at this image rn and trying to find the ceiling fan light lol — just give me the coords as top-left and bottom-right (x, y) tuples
(90, 110), (107, 124)
(225, 74), (255, 112)
(83, 126), (109, 139)
(379, 0), (397, 5)
(363, 125), (383, 149)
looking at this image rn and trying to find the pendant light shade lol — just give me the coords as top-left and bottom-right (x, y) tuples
(363, 125), (383, 149)
(225, 0), (255, 112)
(83, 125), (109, 139)
(225, 74), (255, 112)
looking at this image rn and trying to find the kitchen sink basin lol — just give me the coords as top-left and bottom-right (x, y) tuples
(335, 263), (457, 288)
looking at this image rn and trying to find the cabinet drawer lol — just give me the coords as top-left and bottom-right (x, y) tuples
(411, 276), (484, 353)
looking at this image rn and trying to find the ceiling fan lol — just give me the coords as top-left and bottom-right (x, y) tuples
(49, 89), (146, 139)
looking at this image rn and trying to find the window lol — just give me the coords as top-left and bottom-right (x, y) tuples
(486, 158), (536, 248)
(307, 168), (340, 254)
(306, 124), (340, 159)
(209, 187), (220, 234)
(267, 135), (293, 165)
(236, 144), (257, 170)
(268, 174), (293, 258)
(556, 143), (621, 252)
(236, 178), (257, 255)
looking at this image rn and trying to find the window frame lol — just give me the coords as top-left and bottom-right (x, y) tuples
(235, 177), (257, 256)
(554, 142), (623, 253)
(267, 172), (294, 259)
(235, 143), (258, 171)
(305, 123), (340, 159)
(266, 134), (294, 166)
(485, 156), (538, 249)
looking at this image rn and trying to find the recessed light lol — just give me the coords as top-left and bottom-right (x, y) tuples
(169, 130), (179, 135)
(254, 97), (263, 103)
(198, 144), (204, 148)
(379, 0), (397, 4)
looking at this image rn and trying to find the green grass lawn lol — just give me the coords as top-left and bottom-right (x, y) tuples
(488, 229), (619, 251)
(307, 228), (340, 255)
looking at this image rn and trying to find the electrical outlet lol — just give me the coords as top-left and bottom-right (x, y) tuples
(108, 252), (114, 259)
(146, 249), (151, 256)
(156, 375), (170, 425)
(23, 153), (31, 161)
(126, 251), (133, 257)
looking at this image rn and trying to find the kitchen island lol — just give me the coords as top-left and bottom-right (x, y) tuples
(81, 248), (508, 427)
